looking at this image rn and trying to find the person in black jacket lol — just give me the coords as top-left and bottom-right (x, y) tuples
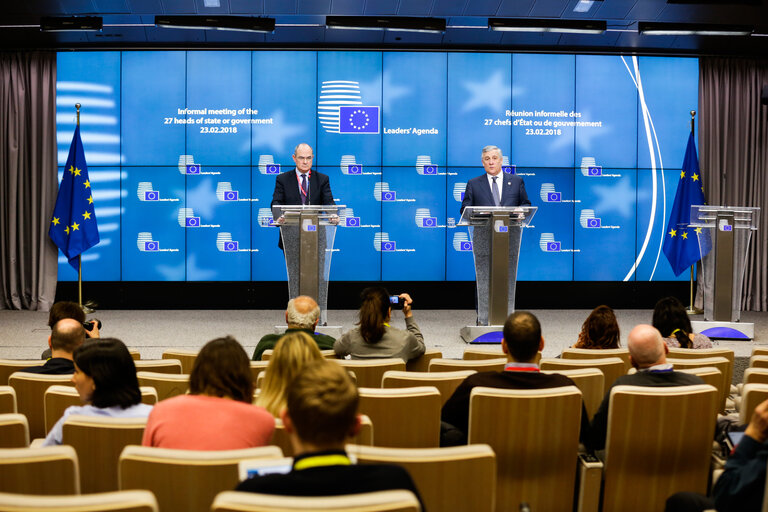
(236, 360), (425, 509)
(22, 319), (85, 375)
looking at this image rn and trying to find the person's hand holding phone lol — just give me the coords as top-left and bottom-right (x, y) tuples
(399, 293), (413, 318)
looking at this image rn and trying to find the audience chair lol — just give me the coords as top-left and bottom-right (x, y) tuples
(261, 349), (337, 361)
(667, 357), (730, 412)
(349, 443), (496, 512)
(468, 386), (583, 512)
(62, 415), (147, 494)
(0, 445), (79, 494)
(677, 367), (723, 419)
(560, 347), (631, 371)
(358, 387), (441, 448)
(0, 490), (158, 512)
(463, 349), (541, 365)
(739, 384), (768, 425)
(8, 372), (74, 439)
(249, 361), (269, 382)
(256, 370), (357, 390)
(0, 359), (42, 386)
(540, 357), (625, 390)
(161, 349), (198, 374)
(751, 347), (768, 358)
(595, 384), (718, 512)
(541, 368), (604, 421)
(382, 370), (476, 406)
(749, 355), (768, 370)
(128, 349), (141, 361)
(668, 347), (734, 390)
(428, 358), (506, 373)
(0, 385), (16, 414)
(211, 489), (421, 512)
(43, 385), (157, 435)
(739, 367), (768, 395)
(405, 349), (443, 372)
(119, 445), (283, 512)
(0, 414), (29, 448)
(133, 359), (182, 375)
(271, 415), (373, 457)
(136, 371), (189, 401)
(334, 359), (406, 388)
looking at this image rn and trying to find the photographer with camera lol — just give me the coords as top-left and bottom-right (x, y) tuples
(41, 301), (101, 360)
(334, 287), (425, 362)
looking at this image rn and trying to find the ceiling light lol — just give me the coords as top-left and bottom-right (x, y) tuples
(155, 15), (275, 33)
(326, 16), (446, 34)
(40, 16), (103, 32)
(638, 22), (752, 36)
(489, 18), (606, 35)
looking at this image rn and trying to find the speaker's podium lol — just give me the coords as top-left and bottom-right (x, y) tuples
(458, 205), (537, 344)
(689, 205), (760, 340)
(272, 204), (343, 329)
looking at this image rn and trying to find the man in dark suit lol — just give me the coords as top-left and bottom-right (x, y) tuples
(271, 142), (334, 217)
(460, 145), (530, 215)
(587, 323), (704, 451)
(460, 145), (531, 325)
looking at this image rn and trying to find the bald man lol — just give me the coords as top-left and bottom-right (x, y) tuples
(251, 296), (336, 361)
(587, 324), (704, 451)
(22, 319), (85, 374)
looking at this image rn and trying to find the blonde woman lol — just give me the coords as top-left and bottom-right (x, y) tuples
(256, 331), (324, 416)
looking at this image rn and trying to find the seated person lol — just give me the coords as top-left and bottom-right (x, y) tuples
(587, 324), (704, 451)
(41, 300), (99, 359)
(652, 296), (712, 349)
(252, 296), (335, 361)
(43, 338), (152, 445)
(256, 331), (325, 416)
(441, 311), (589, 447)
(572, 305), (620, 349)
(23, 318), (85, 374)
(334, 287), (425, 362)
(236, 360), (424, 509)
(142, 336), (274, 450)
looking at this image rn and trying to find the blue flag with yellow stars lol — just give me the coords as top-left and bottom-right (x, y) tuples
(662, 133), (712, 276)
(49, 125), (99, 270)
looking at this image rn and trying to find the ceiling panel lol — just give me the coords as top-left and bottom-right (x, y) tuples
(324, 27), (386, 43)
(329, 0), (365, 15)
(396, 0), (433, 16)
(298, 0), (331, 14)
(93, 0), (130, 13)
(264, 0), (297, 14)
(229, 0), (265, 14)
(382, 30), (445, 44)
(159, 0), (197, 15)
(595, 0), (638, 20)
(190, 0), (230, 15)
(266, 25), (324, 43)
(128, 0), (164, 14)
(146, 25), (206, 42)
(624, 0), (666, 21)
(529, 0), (569, 18)
(496, 0), (536, 16)
(462, 0), (504, 16)
(558, 30), (622, 47)
(60, 0), (98, 15)
(431, 0), (468, 17)
(499, 31), (562, 46)
(204, 29), (266, 42)
(363, 0), (399, 15)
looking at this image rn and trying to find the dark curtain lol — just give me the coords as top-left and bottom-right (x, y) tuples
(0, 52), (58, 310)
(699, 57), (768, 312)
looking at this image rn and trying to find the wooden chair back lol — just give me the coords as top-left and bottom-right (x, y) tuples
(541, 368), (604, 421)
(0, 385), (16, 414)
(0, 445), (79, 494)
(744, 367), (768, 386)
(601, 384), (718, 512)
(128, 349), (141, 361)
(382, 370), (475, 405)
(468, 386), (583, 512)
(133, 359), (182, 375)
(0, 490), (158, 512)
(62, 415), (147, 494)
(44, 385), (157, 435)
(256, 370), (356, 390)
(211, 490), (421, 512)
(0, 414), (29, 448)
(428, 358), (506, 373)
(270, 415), (373, 457)
(560, 348), (631, 372)
(677, 367), (723, 420)
(358, 387), (441, 448)
(739, 384), (768, 424)
(249, 361), (269, 382)
(405, 349), (443, 372)
(667, 357), (730, 412)
(8, 372), (74, 439)
(334, 359), (406, 388)
(0, 360), (42, 386)
(261, 349), (337, 361)
(162, 349), (199, 374)
(350, 443), (496, 512)
(119, 445), (283, 512)
(750, 355), (768, 370)
(668, 347), (734, 388)
(463, 349), (541, 365)
(540, 357), (625, 390)
(136, 372), (190, 401)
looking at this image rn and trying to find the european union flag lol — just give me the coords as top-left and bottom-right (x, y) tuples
(662, 133), (712, 276)
(339, 106), (380, 134)
(49, 125), (99, 270)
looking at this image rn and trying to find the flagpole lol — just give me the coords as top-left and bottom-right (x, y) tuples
(74, 103), (94, 314)
(686, 110), (703, 315)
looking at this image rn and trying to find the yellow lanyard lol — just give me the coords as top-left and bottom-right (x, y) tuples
(293, 454), (351, 471)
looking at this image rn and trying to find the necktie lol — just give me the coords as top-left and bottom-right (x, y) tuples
(492, 176), (501, 206)
(300, 173), (308, 205)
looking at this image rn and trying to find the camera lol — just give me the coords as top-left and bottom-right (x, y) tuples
(389, 296), (405, 309)
(83, 319), (102, 332)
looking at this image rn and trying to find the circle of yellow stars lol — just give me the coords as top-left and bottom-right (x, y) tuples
(51, 165), (95, 236)
(667, 170), (706, 241)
